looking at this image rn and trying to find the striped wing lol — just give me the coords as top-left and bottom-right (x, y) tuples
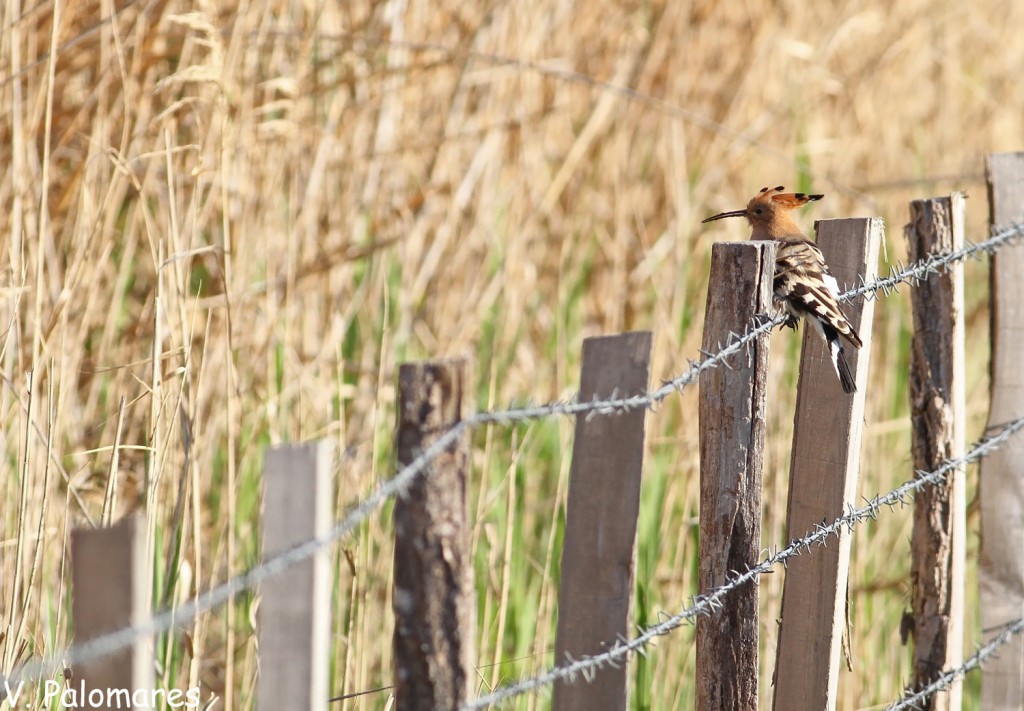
(773, 239), (862, 348)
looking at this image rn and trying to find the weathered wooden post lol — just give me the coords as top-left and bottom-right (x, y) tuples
(773, 217), (882, 711)
(696, 241), (775, 711)
(906, 193), (966, 710)
(553, 331), (652, 711)
(258, 440), (334, 710)
(392, 358), (474, 710)
(71, 515), (154, 709)
(980, 151), (1024, 710)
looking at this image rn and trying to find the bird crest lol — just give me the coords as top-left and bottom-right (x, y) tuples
(702, 185), (824, 240)
(754, 185), (823, 210)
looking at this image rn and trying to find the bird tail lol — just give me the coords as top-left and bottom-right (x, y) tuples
(818, 320), (857, 394)
(835, 347), (856, 394)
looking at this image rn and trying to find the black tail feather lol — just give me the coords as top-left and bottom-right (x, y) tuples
(820, 321), (857, 394)
(836, 348), (856, 394)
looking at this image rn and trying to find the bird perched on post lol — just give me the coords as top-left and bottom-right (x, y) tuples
(701, 185), (862, 394)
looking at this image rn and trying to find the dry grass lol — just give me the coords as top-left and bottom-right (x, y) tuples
(1, 0), (1022, 708)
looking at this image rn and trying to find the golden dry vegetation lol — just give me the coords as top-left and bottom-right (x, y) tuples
(2, 0), (1022, 708)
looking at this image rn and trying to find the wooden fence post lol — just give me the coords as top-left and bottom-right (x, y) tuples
(980, 151), (1024, 709)
(696, 241), (775, 711)
(772, 217), (882, 711)
(553, 331), (652, 711)
(393, 358), (473, 710)
(71, 515), (154, 709)
(906, 193), (966, 710)
(258, 440), (334, 710)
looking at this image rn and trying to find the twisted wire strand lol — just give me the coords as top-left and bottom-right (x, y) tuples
(887, 617), (1024, 710)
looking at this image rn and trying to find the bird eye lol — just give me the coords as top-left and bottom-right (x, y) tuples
(753, 207), (763, 215)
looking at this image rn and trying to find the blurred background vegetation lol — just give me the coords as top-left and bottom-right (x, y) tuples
(2, 0), (1021, 707)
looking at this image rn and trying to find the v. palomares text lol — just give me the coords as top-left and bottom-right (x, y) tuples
(3, 679), (201, 708)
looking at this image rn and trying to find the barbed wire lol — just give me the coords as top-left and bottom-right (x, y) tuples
(887, 617), (1024, 710)
(841, 222), (1024, 303)
(332, 613), (1024, 710)
(459, 416), (1024, 710)
(7, 222), (1024, 688)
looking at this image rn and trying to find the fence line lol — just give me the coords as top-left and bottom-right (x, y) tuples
(459, 416), (1024, 710)
(7, 222), (1024, 689)
(888, 618), (1024, 711)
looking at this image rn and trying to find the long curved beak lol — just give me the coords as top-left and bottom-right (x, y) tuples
(701, 209), (748, 223)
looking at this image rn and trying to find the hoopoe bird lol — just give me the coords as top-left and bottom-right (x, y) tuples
(701, 185), (862, 394)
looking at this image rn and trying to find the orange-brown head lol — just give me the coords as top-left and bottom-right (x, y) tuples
(701, 185), (824, 241)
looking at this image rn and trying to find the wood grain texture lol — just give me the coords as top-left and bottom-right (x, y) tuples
(696, 241), (775, 711)
(981, 152), (1024, 710)
(553, 331), (652, 711)
(71, 515), (154, 709)
(392, 359), (473, 711)
(258, 440), (334, 711)
(772, 218), (882, 711)
(907, 194), (966, 710)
